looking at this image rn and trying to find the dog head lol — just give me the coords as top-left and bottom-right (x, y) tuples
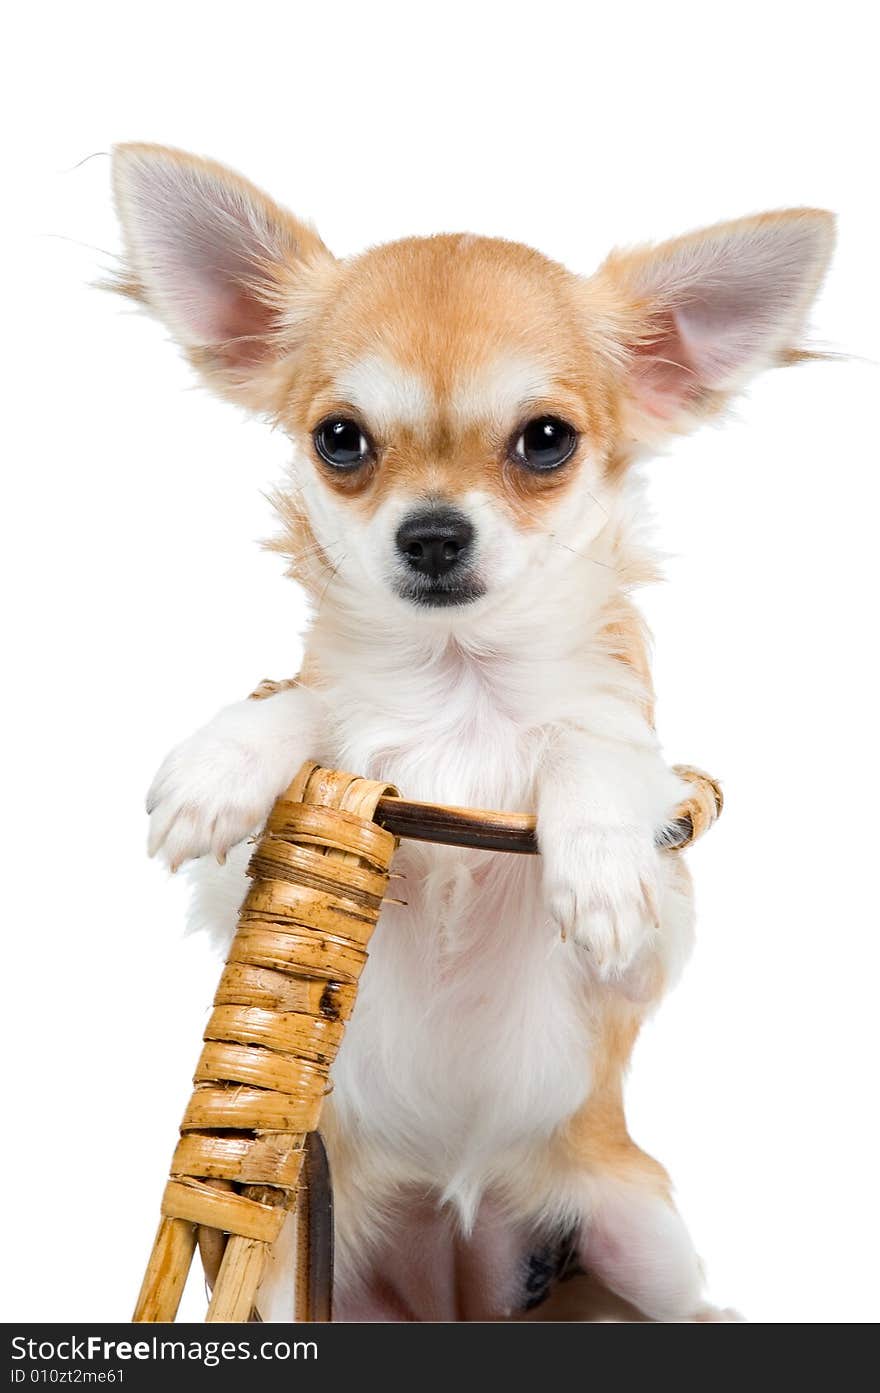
(112, 145), (833, 624)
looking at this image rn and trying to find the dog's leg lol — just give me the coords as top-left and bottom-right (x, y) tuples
(572, 1168), (740, 1322)
(577, 1170), (704, 1321)
(146, 681), (322, 869)
(534, 985), (739, 1323)
(537, 716), (691, 985)
(537, 1108), (736, 1322)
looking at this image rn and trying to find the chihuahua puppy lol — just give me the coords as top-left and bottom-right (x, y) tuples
(112, 145), (833, 1321)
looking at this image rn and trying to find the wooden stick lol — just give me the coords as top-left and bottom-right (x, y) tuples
(206, 1236), (268, 1322)
(133, 1216), (197, 1322)
(301, 1132), (333, 1322)
(374, 795), (539, 854)
(373, 765), (721, 855)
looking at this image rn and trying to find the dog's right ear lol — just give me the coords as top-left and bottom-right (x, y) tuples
(590, 208), (835, 447)
(111, 144), (336, 411)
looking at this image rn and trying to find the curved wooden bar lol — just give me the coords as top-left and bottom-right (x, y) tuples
(374, 763), (722, 855)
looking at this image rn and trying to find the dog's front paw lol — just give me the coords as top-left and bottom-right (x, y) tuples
(146, 721), (286, 871)
(542, 825), (660, 980)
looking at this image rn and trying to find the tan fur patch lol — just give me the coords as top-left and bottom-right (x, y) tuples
(551, 993), (670, 1199)
(597, 597), (657, 727)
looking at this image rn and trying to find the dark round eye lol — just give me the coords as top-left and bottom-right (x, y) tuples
(512, 416), (578, 472)
(313, 417), (372, 469)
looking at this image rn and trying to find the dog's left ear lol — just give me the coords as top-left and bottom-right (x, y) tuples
(591, 209), (835, 443)
(111, 143), (336, 411)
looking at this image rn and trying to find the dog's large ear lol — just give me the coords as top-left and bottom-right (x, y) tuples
(592, 209), (835, 443)
(111, 144), (335, 411)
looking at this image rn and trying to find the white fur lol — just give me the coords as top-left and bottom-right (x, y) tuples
(450, 354), (553, 427)
(147, 685), (320, 869)
(333, 353), (432, 430)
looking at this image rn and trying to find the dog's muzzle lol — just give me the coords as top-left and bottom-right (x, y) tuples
(393, 505), (484, 607)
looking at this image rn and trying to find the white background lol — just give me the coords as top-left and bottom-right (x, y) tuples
(2, 0), (877, 1324)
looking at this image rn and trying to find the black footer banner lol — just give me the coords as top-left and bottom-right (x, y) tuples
(4, 1318), (755, 1388)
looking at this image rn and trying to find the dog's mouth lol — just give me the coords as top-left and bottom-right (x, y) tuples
(393, 574), (487, 609)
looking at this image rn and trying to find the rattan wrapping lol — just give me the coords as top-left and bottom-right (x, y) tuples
(133, 762), (397, 1322)
(670, 765), (723, 846)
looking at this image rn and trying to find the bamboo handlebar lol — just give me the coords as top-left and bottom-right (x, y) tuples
(373, 764), (722, 855)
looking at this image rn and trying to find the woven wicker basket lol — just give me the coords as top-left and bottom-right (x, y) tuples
(133, 759), (722, 1322)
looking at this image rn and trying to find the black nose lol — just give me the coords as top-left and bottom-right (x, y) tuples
(395, 508), (474, 580)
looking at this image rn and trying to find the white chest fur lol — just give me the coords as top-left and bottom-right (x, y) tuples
(315, 652), (596, 1215)
(330, 838), (592, 1216)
